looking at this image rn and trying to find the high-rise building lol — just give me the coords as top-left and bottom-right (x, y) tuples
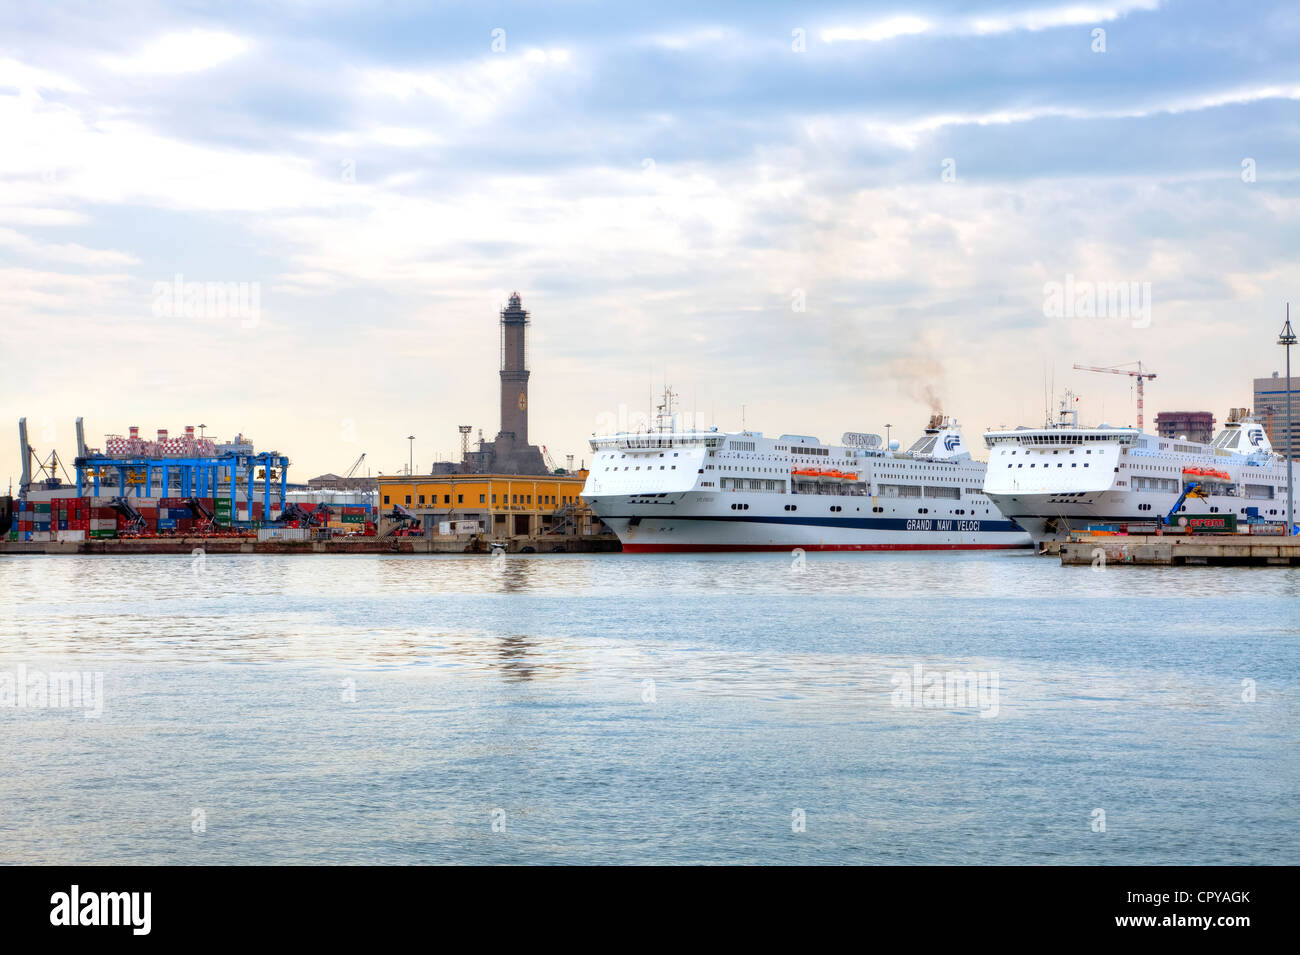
(1254, 372), (1300, 454)
(1154, 410), (1215, 444)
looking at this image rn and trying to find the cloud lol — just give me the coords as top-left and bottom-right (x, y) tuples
(101, 29), (249, 75)
(821, 16), (931, 44)
(822, 1), (1161, 43)
(968, 0), (1161, 34)
(0, 226), (139, 266)
(359, 48), (574, 125)
(0, 57), (82, 92)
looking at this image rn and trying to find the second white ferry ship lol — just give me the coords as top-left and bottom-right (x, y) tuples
(982, 396), (1298, 544)
(582, 396), (1030, 552)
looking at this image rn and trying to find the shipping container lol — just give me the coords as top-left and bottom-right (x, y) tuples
(1180, 513), (1237, 533)
(257, 527), (309, 541)
(1248, 522), (1286, 536)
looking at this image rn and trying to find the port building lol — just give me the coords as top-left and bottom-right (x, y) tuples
(377, 473), (595, 539)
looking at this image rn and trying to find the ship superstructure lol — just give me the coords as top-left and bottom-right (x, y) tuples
(582, 396), (1029, 552)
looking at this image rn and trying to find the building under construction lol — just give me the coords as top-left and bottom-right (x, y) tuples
(1154, 411), (1216, 445)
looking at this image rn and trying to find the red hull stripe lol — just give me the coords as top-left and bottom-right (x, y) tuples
(620, 542), (1031, 553)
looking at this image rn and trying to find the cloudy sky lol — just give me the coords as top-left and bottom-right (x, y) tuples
(3, 0), (1298, 484)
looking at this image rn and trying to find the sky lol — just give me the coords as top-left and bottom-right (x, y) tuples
(2, 0), (1299, 486)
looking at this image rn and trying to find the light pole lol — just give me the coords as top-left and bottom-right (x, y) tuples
(1280, 306), (1295, 534)
(885, 423), (892, 449)
(407, 435), (415, 476)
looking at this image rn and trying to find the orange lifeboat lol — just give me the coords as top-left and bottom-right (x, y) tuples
(1183, 466), (1232, 482)
(842, 472), (859, 481)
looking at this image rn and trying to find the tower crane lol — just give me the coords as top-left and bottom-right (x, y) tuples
(1072, 362), (1157, 431)
(541, 445), (559, 473)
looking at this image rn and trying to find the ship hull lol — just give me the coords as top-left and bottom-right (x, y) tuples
(595, 508), (1031, 552)
(987, 487), (1293, 545)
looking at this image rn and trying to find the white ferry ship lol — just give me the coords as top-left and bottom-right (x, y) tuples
(582, 398), (1030, 552)
(982, 397), (1298, 544)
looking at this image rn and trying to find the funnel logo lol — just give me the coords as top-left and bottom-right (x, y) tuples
(943, 434), (960, 451)
(1248, 429), (1264, 447)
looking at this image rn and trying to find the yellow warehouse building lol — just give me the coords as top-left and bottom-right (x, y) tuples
(376, 472), (600, 540)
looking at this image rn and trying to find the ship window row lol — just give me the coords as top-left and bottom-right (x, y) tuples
(1132, 476), (1180, 493)
(603, 465), (678, 471)
(596, 436), (721, 450)
(991, 433), (1129, 447)
(721, 478), (785, 492)
(1008, 448), (1093, 454)
(793, 480), (870, 496)
(1008, 462), (1091, 468)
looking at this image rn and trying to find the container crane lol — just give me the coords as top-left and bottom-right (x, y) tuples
(1072, 362), (1157, 431)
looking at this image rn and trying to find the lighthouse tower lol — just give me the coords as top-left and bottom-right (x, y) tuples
(499, 292), (531, 445)
(480, 291), (547, 475)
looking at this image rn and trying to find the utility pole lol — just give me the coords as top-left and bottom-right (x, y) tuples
(1280, 305), (1296, 534)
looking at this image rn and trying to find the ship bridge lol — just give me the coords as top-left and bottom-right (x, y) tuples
(983, 427), (1139, 449)
(589, 431), (724, 452)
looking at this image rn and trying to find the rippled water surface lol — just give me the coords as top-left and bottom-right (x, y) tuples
(1, 552), (1296, 864)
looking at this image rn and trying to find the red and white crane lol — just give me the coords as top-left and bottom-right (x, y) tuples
(1072, 362), (1157, 431)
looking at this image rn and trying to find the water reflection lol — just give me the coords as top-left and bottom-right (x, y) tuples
(494, 633), (539, 682)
